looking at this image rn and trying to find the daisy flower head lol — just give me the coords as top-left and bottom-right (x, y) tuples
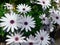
(0, 12), (19, 32)
(39, 14), (50, 25)
(50, 10), (60, 25)
(6, 32), (26, 45)
(35, 30), (50, 45)
(36, 0), (51, 9)
(4, 3), (13, 10)
(18, 15), (35, 32)
(17, 4), (31, 14)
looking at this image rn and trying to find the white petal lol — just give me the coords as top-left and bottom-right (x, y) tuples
(11, 27), (14, 32)
(7, 35), (12, 38)
(7, 27), (11, 32)
(3, 26), (8, 30)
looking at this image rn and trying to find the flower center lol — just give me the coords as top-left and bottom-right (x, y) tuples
(52, 11), (54, 13)
(15, 37), (19, 41)
(42, 18), (45, 21)
(56, 16), (59, 19)
(24, 22), (28, 25)
(10, 20), (15, 24)
(29, 42), (33, 45)
(23, 8), (25, 10)
(40, 37), (44, 40)
(8, 6), (10, 7)
(43, 1), (45, 4)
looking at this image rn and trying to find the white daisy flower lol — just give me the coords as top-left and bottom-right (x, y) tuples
(0, 12), (19, 32)
(18, 15), (35, 32)
(17, 4), (31, 13)
(49, 8), (60, 25)
(36, 0), (51, 9)
(6, 32), (26, 45)
(50, 10), (60, 25)
(35, 30), (50, 45)
(4, 3), (13, 10)
(39, 14), (50, 25)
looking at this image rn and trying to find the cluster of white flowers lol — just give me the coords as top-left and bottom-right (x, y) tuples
(6, 30), (50, 45)
(0, 3), (35, 32)
(0, 12), (35, 32)
(0, 0), (60, 45)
